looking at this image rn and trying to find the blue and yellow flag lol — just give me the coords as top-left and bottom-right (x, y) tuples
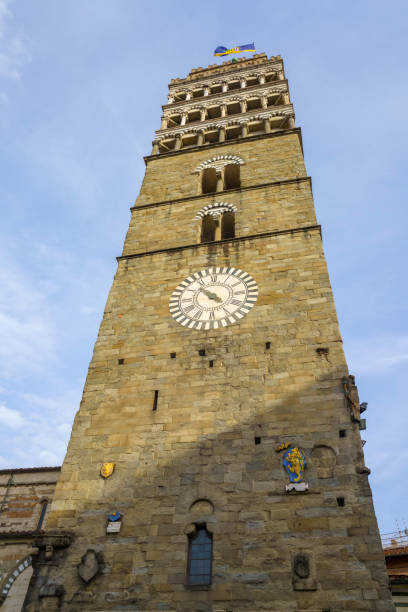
(214, 43), (256, 57)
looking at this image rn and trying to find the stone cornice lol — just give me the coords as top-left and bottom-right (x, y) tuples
(130, 176), (311, 212)
(117, 225), (322, 262)
(144, 127), (304, 164)
(156, 104), (294, 140)
(163, 80), (288, 114)
(168, 58), (283, 91)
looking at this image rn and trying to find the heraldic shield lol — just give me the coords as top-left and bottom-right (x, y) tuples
(100, 462), (115, 479)
(283, 446), (306, 483)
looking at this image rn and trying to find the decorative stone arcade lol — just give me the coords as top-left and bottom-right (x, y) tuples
(24, 53), (394, 612)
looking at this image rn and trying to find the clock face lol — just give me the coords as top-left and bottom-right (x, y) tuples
(169, 267), (258, 330)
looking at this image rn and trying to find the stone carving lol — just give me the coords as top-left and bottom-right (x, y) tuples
(311, 445), (337, 479)
(292, 552), (317, 591)
(39, 583), (64, 598)
(342, 374), (361, 422)
(78, 549), (100, 583)
(294, 553), (310, 579)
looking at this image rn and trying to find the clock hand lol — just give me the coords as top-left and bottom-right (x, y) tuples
(201, 288), (223, 303)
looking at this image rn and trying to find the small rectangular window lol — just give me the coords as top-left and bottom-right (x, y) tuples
(153, 390), (159, 411)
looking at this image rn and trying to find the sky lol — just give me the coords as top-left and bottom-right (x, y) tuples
(0, 0), (407, 535)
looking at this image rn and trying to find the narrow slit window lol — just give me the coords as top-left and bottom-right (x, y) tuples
(153, 390), (159, 411)
(188, 525), (212, 585)
(37, 500), (48, 530)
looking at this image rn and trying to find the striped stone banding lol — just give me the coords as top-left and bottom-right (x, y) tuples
(194, 202), (237, 220)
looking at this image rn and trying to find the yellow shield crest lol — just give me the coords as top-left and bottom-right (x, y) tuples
(100, 462), (115, 479)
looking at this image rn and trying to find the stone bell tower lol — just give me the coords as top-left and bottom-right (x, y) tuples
(24, 53), (394, 611)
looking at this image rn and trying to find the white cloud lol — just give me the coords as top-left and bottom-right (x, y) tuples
(0, 403), (26, 429)
(0, 0), (30, 81)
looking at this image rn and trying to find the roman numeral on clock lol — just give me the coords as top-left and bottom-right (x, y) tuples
(231, 299), (242, 306)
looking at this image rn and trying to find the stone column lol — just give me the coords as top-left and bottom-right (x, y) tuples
(240, 100), (247, 113)
(151, 142), (159, 155)
(216, 173), (223, 192)
(261, 96), (268, 109)
(221, 104), (227, 118)
(282, 92), (290, 105)
(175, 135), (182, 150)
(258, 74), (265, 85)
(287, 116), (295, 128)
(241, 123), (248, 138)
(203, 86), (210, 96)
(264, 118), (271, 133)
(186, 92), (192, 100)
(181, 113), (187, 126)
(222, 82), (228, 93)
(278, 71), (284, 80)
(219, 126), (226, 142)
(240, 78), (246, 88)
(197, 132), (204, 146)
(200, 109), (207, 121)
(168, 95), (174, 103)
(160, 117), (168, 130)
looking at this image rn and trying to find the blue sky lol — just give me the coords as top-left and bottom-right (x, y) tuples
(0, 0), (407, 535)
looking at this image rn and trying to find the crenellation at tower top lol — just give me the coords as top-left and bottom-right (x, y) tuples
(169, 53), (281, 84)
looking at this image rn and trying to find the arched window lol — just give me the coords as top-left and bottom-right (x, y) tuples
(187, 525), (212, 585)
(201, 215), (216, 242)
(201, 167), (217, 194)
(224, 163), (240, 189)
(221, 211), (235, 239)
(36, 500), (48, 530)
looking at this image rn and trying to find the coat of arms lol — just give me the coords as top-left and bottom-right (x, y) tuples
(276, 443), (308, 492)
(100, 462), (115, 479)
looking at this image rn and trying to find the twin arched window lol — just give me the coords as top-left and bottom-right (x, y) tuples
(200, 211), (235, 242)
(201, 163), (240, 194)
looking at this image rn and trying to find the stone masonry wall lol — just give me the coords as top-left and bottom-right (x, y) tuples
(135, 132), (306, 206)
(36, 230), (393, 611)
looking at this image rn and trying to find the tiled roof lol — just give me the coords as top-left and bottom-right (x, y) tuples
(0, 466), (61, 475)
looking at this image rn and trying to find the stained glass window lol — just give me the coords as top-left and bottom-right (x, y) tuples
(188, 526), (212, 585)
